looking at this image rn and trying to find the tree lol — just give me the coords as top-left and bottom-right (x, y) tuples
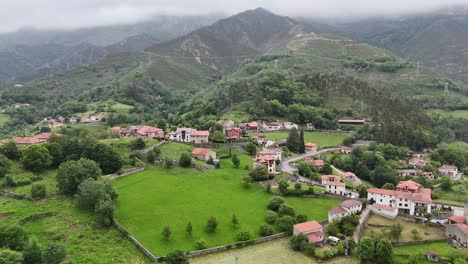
(278, 203), (295, 217)
(389, 223), (403, 242)
(376, 238), (393, 264)
(44, 142), (63, 168)
(207, 217), (217, 232)
(31, 184), (46, 199)
(411, 229), (421, 240)
(286, 128), (301, 153)
(231, 214), (239, 226)
(299, 130), (305, 154)
(295, 214), (307, 223)
(278, 180), (288, 194)
(0, 249), (23, 264)
(297, 162), (313, 178)
(381, 183), (396, 190)
(237, 230), (251, 241)
(231, 154), (240, 168)
(84, 143), (122, 174)
(23, 236), (42, 264)
(56, 158), (102, 195)
(0, 153), (11, 178)
(245, 142), (257, 156)
(259, 225), (273, 236)
(357, 237), (376, 264)
(211, 131), (226, 142)
(319, 163), (332, 174)
(179, 153), (192, 167)
(440, 176), (452, 190)
(249, 166), (269, 181)
(276, 215), (295, 233)
(42, 244), (66, 264)
(186, 222), (192, 236)
(265, 211), (278, 224)
(162, 226), (171, 240)
(21, 145), (52, 171)
(267, 197), (285, 211)
(0, 225), (27, 250)
(76, 178), (115, 210)
(1, 141), (19, 159)
(131, 138), (146, 150)
(165, 250), (188, 264)
(95, 199), (114, 226)
(294, 182), (302, 191)
(156, 119), (168, 131)
(326, 222), (339, 236)
(206, 156), (214, 165)
(290, 234), (308, 251)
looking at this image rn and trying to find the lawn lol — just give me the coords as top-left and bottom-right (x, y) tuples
(190, 237), (359, 264)
(393, 241), (468, 264)
(363, 215), (445, 242)
(110, 102), (134, 113)
(0, 196), (147, 263)
(0, 113), (10, 126)
(433, 181), (468, 204)
(113, 158), (340, 256)
(426, 109), (468, 120)
(261, 131), (348, 147)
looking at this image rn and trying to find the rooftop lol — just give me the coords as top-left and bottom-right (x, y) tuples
(293, 221), (322, 233)
(371, 204), (397, 212)
(192, 148), (214, 155)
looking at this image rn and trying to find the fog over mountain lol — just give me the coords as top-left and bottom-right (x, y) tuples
(2, 0), (468, 32)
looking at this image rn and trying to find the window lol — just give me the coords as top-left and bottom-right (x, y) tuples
(399, 203), (402, 206)
(380, 199), (383, 202)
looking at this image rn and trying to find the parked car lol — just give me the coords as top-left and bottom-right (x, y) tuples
(329, 236), (340, 243)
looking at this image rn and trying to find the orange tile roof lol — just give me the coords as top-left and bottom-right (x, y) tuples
(191, 130), (209, 136)
(294, 221), (322, 233)
(454, 224), (468, 235)
(321, 175), (340, 181)
(12, 137), (43, 145)
(367, 188), (396, 196)
(329, 206), (347, 215)
(343, 172), (356, 178)
(448, 216), (466, 224)
(307, 231), (323, 243)
(372, 204), (397, 212)
(191, 148), (213, 155)
(439, 164), (457, 170)
(340, 199), (362, 208)
(327, 181), (345, 187)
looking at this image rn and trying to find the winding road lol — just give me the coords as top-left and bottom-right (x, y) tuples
(280, 147), (339, 174)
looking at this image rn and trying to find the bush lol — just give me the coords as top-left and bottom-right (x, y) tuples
(31, 184), (46, 199)
(165, 250), (188, 264)
(23, 236), (42, 264)
(0, 249), (23, 264)
(259, 225), (273, 237)
(42, 244), (66, 264)
(179, 153), (192, 167)
(267, 197), (285, 211)
(130, 138), (146, 150)
(249, 166), (269, 181)
(276, 215), (295, 233)
(206, 217), (217, 232)
(295, 214), (307, 223)
(304, 243), (315, 256)
(237, 230), (251, 241)
(56, 158), (102, 195)
(265, 210), (278, 224)
(290, 234), (308, 251)
(278, 203), (295, 216)
(0, 225), (28, 250)
(194, 239), (206, 250)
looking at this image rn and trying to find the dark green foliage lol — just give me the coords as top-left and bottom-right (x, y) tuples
(231, 214), (239, 226)
(319, 163), (332, 174)
(381, 183), (396, 190)
(95, 199), (115, 226)
(294, 182), (302, 191)
(231, 154), (240, 168)
(179, 153), (192, 167)
(245, 143), (257, 156)
(21, 145), (52, 171)
(278, 180), (288, 194)
(83, 142), (122, 174)
(0, 225), (27, 250)
(297, 162), (315, 178)
(259, 224), (273, 236)
(76, 178), (117, 210)
(130, 138), (146, 150)
(42, 244), (66, 264)
(275, 215), (295, 233)
(56, 158), (102, 195)
(0, 249), (23, 264)
(248, 166), (269, 181)
(186, 222), (192, 236)
(31, 183), (46, 199)
(1, 141), (19, 159)
(295, 214), (307, 223)
(357, 237), (377, 264)
(290, 234), (308, 251)
(389, 223), (403, 242)
(0, 153), (11, 178)
(430, 142), (467, 169)
(194, 239), (206, 250)
(44, 142), (64, 168)
(165, 250), (188, 264)
(211, 131), (226, 142)
(23, 236), (42, 264)
(265, 210), (278, 224)
(237, 230), (251, 241)
(278, 203), (295, 217)
(162, 226), (171, 240)
(267, 197), (285, 211)
(440, 176), (453, 190)
(206, 216), (217, 232)
(286, 128), (301, 153)
(299, 130), (305, 154)
(376, 239), (393, 264)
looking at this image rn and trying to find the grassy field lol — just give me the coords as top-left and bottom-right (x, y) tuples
(393, 241), (468, 264)
(110, 102), (134, 113)
(363, 215), (445, 242)
(0, 196), (147, 263)
(433, 181), (468, 204)
(426, 109), (468, 119)
(113, 155), (340, 256)
(260, 131), (348, 148)
(190, 237), (359, 264)
(0, 113), (10, 126)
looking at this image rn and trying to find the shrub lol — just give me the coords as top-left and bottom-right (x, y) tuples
(165, 250), (188, 264)
(31, 184), (46, 199)
(276, 215), (295, 233)
(295, 214), (307, 223)
(206, 217), (217, 232)
(42, 244), (66, 264)
(249, 166), (269, 181)
(194, 239), (206, 250)
(130, 138), (146, 150)
(278, 203), (295, 217)
(237, 230), (251, 241)
(278, 180), (288, 194)
(267, 197), (285, 211)
(304, 243), (315, 256)
(290, 234), (308, 251)
(23, 236), (42, 264)
(0, 225), (28, 250)
(162, 226), (171, 240)
(0, 249), (23, 264)
(265, 210), (278, 224)
(179, 153), (192, 167)
(259, 225), (273, 237)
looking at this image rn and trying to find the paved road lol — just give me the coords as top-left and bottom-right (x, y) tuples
(139, 140), (166, 154)
(280, 148), (339, 174)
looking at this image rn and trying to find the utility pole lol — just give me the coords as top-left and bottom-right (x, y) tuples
(345, 237), (349, 264)
(274, 59), (278, 71)
(444, 83), (449, 95)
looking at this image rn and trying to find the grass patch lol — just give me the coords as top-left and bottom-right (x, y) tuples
(110, 103), (134, 113)
(260, 131), (348, 148)
(393, 241), (468, 263)
(433, 181), (468, 203)
(0, 113), (10, 126)
(113, 158), (340, 256)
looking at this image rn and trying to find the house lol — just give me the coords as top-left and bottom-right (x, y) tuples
(438, 165), (458, 178)
(408, 156), (430, 168)
(191, 130), (210, 144)
(12, 137), (43, 145)
(397, 169), (423, 177)
(191, 148), (216, 162)
(283, 122), (298, 130)
(253, 155), (276, 173)
(69, 117), (77, 124)
(252, 132), (265, 141)
(423, 172), (435, 180)
(239, 121), (259, 131)
(33, 133), (59, 142)
(343, 172), (362, 186)
(115, 125), (164, 139)
(168, 128), (209, 143)
(217, 119), (235, 129)
(445, 203), (468, 247)
(321, 175), (345, 195)
(304, 143), (317, 152)
(226, 128), (241, 139)
(57, 116), (65, 123)
(367, 180), (432, 216)
(310, 159), (324, 170)
(426, 251), (439, 262)
(340, 146), (352, 154)
(293, 221), (324, 244)
(370, 204), (398, 219)
(306, 123), (315, 130)
(257, 149), (283, 162)
(81, 115), (99, 123)
(263, 122), (282, 131)
(328, 199), (363, 222)
(338, 119), (368, 125)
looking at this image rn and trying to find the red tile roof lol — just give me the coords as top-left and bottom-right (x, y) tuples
(33, 132), (59, 140)
(327, 181), (345, 187)
(397, 180), (421, 191)
(439, 164), (457, 170)
(340, 199), (362, 208)
(368, 188), (396, 196)
(454, 224), (468, 235)
(343, 172), (356, 178)
(294, 221), (322, 233)
(191, 130), (209, 136)
(321, 175), (341, 181)
(311, 160), (324, 166)
(192, 148), (214, 156)
(448, 216), (466, 224)
(372, 204), (397, 212)
(12, 137), (43, 145)
(307, 231), (323, 243)
(329, 206), (347, 215)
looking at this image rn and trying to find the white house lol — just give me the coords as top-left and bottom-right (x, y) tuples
(168, 128), (209, 144)
(370, 204), (398, 219)
(293, 221), (324, 244)
(438, 165), (458, 178)
(257, 149), (283, 162)
(283, 122), (299, 130)
(328, 199), (363, 222)
(263, 122), (283, 131)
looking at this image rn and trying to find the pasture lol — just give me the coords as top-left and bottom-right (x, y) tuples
(261, 131), (348, 147)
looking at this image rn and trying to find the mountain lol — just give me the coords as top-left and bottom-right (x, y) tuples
(299, 9), (468, 84)
(0, 15), (221, 82)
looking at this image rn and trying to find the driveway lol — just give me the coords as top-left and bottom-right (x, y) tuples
(280, 148), (339, 174)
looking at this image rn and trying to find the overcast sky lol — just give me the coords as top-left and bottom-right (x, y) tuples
(2, 0), (468, 32)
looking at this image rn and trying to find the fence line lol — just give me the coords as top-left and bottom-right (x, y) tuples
(112, 220), (159, 262)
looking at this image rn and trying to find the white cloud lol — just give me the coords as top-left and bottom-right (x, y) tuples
(1, 0), (468, 32)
